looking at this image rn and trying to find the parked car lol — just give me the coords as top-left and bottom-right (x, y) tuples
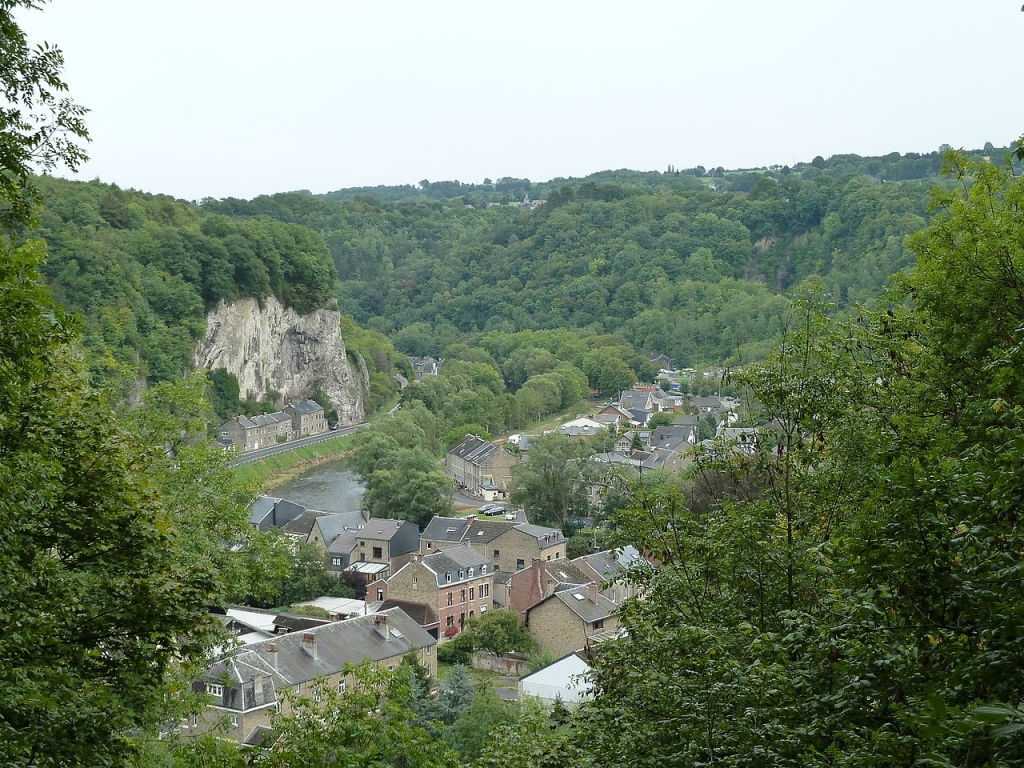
(478, 503), (499, 514)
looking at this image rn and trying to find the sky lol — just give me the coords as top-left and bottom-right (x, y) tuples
(18, 0), (1024, 202)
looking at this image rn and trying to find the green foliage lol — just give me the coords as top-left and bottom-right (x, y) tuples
(511, 433), (596, 529)
(0, 1), (88, 232)
(444, 685), (516, 762)
(458, 609), (535, 657)
(252, 662), (459, 768)
(0, 240), (251, 767)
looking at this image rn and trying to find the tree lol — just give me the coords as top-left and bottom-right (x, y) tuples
(444, 686), (516, 762)
(252, 662), (459, 768)
(0, 241), (249, 767)
(459, 609), (535, 657)
(511, 433), (596, 529)
(0, 1), (89, 231)
(645, 411), (675, 430)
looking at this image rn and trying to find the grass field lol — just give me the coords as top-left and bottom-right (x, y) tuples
(231, 433), (360, 489)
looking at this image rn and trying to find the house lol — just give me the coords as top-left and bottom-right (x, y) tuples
(377, 544), (494, 640)
(572, 546), (645, 606)
(519, 651), (593, 705)
(525, 583), (619, 659)
(556, 417), (606, 438)
(506, 557), (591, 618)
(487, 523), (566, 573)
(218, 400), (328, 452)
(408, 356), (443, 379)
(283, 399), (328, 437)
(248, 496), (307, 532)
(419, 515), (515, 556)
(691, 396), (725, 416)
(618, 389), (658, 414)
(613, 429), (651, 454)
(715, 426), (760, 455)
(307, 511), (369, 552)
(346, 518), (420, 582)
(188, 608), (436, 743)
(445, 435), (516, 497)
(595, 403), (636, 426)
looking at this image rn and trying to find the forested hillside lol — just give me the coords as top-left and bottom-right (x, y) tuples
(204, 145), (1013, 368)
(31, 142), (1014, 415)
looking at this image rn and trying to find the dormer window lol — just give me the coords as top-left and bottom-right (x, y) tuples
(458, 569), (464, 580)
(446, 572), (452, 583)
(468, 567), (474, 578)
(481, 565), (487, 574)
(206, 683), (224, 698)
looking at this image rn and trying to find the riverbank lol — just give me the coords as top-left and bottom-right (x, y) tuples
(232, 433), (360, 489)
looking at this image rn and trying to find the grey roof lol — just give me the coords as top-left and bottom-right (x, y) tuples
(575, 551), (625, 582)
(360, 517), (413, 541)
(315, 511), (367, 544)
(550, 585), (617, 623)
(285, 399), (323, 415)
(419, 544), (492, 587)
(203, 608), (435, 711)
(248, 496), (306, 527)
(651, 425), (695, 451)
(544, 558), (591, 587)
(282, 510), (329, 537)
(249, 412), (291, 427)
(327, 528), (360, 555)
(378, 599), (439, 627)
(448, 434), (505, 466)
(421, 516), (471, 544)
(514, 523), (564, 544)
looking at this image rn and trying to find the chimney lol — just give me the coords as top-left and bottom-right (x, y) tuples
(374, 614), (390, 640)
(588, 582), (598, 603)
(267, 643), (278, 668)
(301, 632), (317, 659)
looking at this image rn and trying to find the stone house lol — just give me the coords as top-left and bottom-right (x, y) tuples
(505, 557), (591, 618)
(445, 434), (516, 496)
(525, 583), (619, 659)
(218, 400), (328, 452)
(377, 544), (493, 640)
(188, 608), (436, 744)
(572, 546), (645, 606)
(346, 518), (420, 582)
(418, 515), (515, 556)
(284, 399), (328, 437)
(485, 523), (566, 574)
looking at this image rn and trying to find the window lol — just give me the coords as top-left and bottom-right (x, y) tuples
(468, 567), (474, 578)
(458, 569), (464, 580)
(373, 546), (382, 559)
(481, 565), (487, 574)
(493, 550), (499, 559)
(480, 583), (489, 598)
(446, 615), (454, 627)
(516, 559), (525, 570)
(275, 701), (282, 713)
(593, 619), (605, 630)
(331, 556), (342, 567)
(469, 610), (474, 618)
(412, 576), (418, 590)
(469, 587), (475, 601)
(338, 680), (346, 695)
(360, 540), (365, 547)
(445, 572), (452, 583)
(377, 589), (384, 601)
(206, 683), (224, 698)
(314, 690), (321, 703)
(546, 555), (551, 561)
(460, 589), (466, 603)
(447, 591), (453, 606)
(359, 553), (365, 561)
(480, 604), (487, 613)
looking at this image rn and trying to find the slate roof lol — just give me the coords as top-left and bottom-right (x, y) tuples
(514, 523), (564, 545)
(544, 557), (591, 587)
(377, 599), (439, 627)
(248, 496), (306, 527)
(448, 434), (505, 466)
(249, 412), (291, 428)
(282, 510), (330, 537)
(418, 544), (493, 587)
(314, 512), (368, 544)
(651, 425), (695, 451)
(421, 516), (471, 544)
(203, 608), (435, 711)
(285, 399), (322, 415)
(549, 585), (617, 623)
(328, 528), (360, 556)
(360, 517), (412, 541)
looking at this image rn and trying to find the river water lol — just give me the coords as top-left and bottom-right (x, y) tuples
(269, 460), (365, 514)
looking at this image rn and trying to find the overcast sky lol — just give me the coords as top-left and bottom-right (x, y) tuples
(19, 0), (1024, 202)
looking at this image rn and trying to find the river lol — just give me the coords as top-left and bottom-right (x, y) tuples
(268, 459), (365, 514)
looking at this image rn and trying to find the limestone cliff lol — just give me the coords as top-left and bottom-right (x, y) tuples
(196, 296), (365, 425)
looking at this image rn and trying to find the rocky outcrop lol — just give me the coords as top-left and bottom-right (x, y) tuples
(196, 296), (365, 425)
